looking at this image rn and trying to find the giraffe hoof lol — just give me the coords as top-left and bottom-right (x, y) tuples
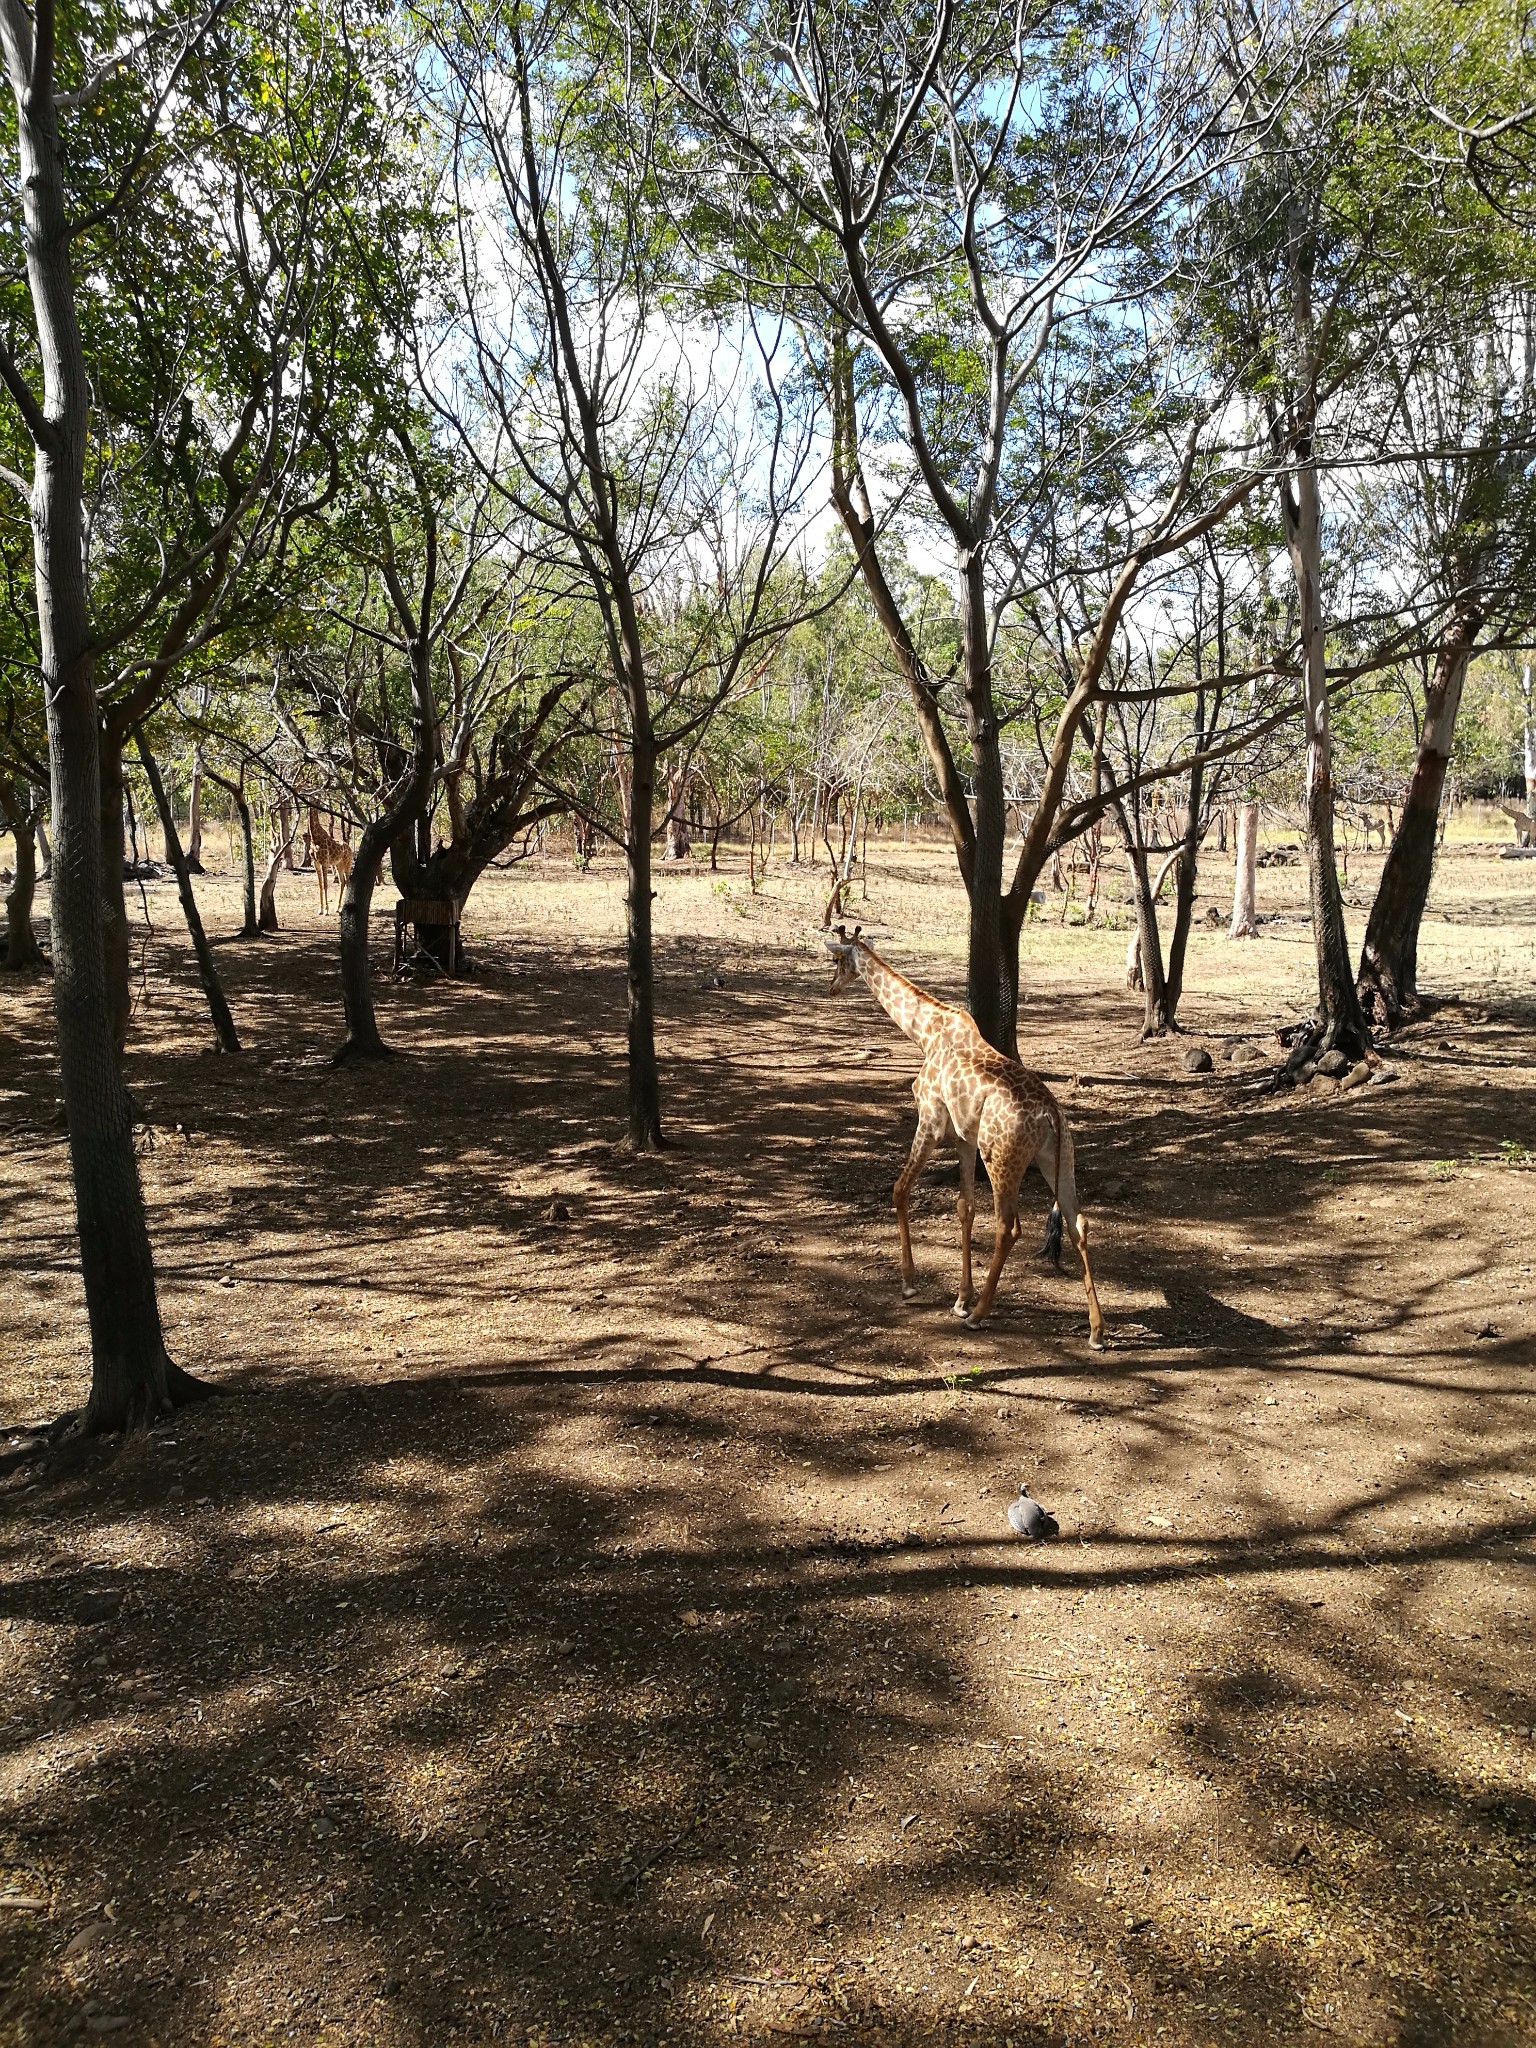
(901, 1284), (920, 1302)
(952, 1297), (975, 1319)
(963, 1313), (989, 1332)
(1088, 1331), (1107, 1352)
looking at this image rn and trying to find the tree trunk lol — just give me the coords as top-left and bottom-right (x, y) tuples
(625, 724), (664, 1149)
(1, 776), (46, 968)
(1280, 455), (1370, 1061)
(1357, 605), (1479, 1030)
(662, 763), (690, 861)
(136, 738), (240, 1053)
(1230, 801), (1259, 937)
(1, 11), (203, 1428)
(96, 737), (132, 1053)
(185, 745), (204, 871)
(1114, 803), (1172, 1037)
(159, 758), (178, 865)
(957, 559), (1006, 1051)
(258, 820), (294, 931)
(206, 769), (259, 937)
(335, 642), (435, 1061)
(1164, 745), (1204, 1018)
(997, 893), (1023, 1060)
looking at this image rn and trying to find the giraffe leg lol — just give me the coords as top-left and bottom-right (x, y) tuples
(893, 1109), (943, 1300)
(953, 1140), (978, 1317)
(965, 1209), (1019, 1330)
(1033, 1123), (1106, 1350)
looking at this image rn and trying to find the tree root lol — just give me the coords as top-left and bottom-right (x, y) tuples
(332, 1036), (394, 1065)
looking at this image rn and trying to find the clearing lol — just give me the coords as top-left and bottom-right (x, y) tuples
(1, 832), (1533, 2047)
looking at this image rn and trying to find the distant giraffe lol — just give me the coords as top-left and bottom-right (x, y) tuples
(307, 807), (353, 913)
(825, 926), (1105, 1346)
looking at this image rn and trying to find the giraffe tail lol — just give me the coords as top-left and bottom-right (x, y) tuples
(1038, 1204), (1063, 1266)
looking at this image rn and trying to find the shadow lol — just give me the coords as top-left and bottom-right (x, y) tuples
(2, 859), (1534, 2046)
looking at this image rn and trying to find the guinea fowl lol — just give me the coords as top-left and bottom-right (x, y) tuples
(1007, 1488), (1059, 1540)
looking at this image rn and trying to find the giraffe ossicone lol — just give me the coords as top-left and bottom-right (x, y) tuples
(825, 929), (1106, 1348)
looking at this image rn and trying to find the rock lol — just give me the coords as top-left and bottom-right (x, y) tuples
(1307, 1074), (1338, 1095)
(1342, 1060), (1372, 1090)
(1297, 1061), (1318, 1082)
(1316, 1049), (1350, 1077)
(1184, 1047), (1213, 1073)
(1228, 1042), (1264, 1066)
(1007, 1489), (1059, 1541)
(77, 1590), (123, 1625)
(63, 1921), (111, 1960)
(543, 1200), (570, 1224)
(1370, 1065), (1399, 1085)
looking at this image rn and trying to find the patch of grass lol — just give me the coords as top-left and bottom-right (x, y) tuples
(1498, 1138), (1531, 1166)
(1427, 1159), (1460, 1181)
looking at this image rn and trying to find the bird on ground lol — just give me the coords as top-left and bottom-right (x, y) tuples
(1007, 1488), (1059, 1540)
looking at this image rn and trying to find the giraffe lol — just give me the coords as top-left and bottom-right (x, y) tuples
(825, 926), (1106, 1347)
(307, 806), (353, 914)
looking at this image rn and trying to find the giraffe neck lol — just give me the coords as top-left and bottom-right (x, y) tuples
(853, 942), (954, 1051)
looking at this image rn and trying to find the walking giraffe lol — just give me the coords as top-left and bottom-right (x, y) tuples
(306, 806), (353, 914)
(825, 926), (1106, 1346)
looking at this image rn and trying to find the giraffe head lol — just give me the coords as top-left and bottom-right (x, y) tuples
(824, 923), (863, 994)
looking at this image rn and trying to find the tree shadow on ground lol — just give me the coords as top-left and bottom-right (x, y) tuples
(2, 895), (1534, 2046)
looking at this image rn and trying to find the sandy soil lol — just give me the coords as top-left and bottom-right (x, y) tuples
(1, 824), (1533, 2048)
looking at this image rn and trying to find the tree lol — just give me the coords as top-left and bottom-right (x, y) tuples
(658, 0), (1281, 1050)
(433, 0), (824, 1145)
(0, 0), (208, 1427)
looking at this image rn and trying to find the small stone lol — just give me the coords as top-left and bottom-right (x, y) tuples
(1342, 1060), (1372, 1090)
(544, 1200), (570, 1224)
(1317, 1049), (1350, 1077)
(742, 1728), (766, 1750)
(1370, 1065), (1399, 1085)
(63, 1921), (111, 1960)
(1184, 1047), (1213, 1073)
(679, 1609), (704, 1629)
(77, 1590), (123, 1625)
(1228, 1042), (1264, 1066)
(313, 1816), (337, 1838)
(1307, 1073), (1338, 1095)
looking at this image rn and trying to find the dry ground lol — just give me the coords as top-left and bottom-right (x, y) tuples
(1, 823), (1534, 2048)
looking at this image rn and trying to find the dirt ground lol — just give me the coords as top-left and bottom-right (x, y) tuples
(1, 821), (1534, 2048)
